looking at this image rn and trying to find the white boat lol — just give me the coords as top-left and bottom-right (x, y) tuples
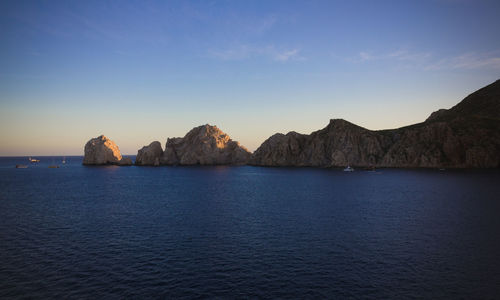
(29, 157), (40, 163)
(62, 157), (66, 164)
(343, 166), (354, 172)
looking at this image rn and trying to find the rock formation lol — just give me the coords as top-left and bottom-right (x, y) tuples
(251, 79), (500, 168)
(160, 124), (251, 165)
(83, 80), (499, 168)
(135, 141), (163, 166)
(251, 120), (393, 167)
(117, 157), (133, 166)
(83, 135), (132, 166)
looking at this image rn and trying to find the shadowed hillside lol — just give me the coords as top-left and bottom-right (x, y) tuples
(251, 80), (500, 168)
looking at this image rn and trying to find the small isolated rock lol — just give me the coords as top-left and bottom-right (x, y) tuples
(118, 157), (133, 166)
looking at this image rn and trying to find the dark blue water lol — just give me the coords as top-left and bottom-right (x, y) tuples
(1, 157), (499, 299)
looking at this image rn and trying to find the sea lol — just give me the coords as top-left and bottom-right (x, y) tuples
(1, 156), (499, 299)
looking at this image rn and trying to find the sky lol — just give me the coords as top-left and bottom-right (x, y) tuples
(1, 0), (500, 155)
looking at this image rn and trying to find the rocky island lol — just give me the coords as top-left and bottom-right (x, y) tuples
(83, 79), (500, 168)
(160, 124), (251, 165)
(135, 141), (163, 166)
(132, 124), (252, 166)
(82, 135), (132, 166)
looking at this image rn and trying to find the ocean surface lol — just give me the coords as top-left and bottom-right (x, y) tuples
(1, 156), (499, 299)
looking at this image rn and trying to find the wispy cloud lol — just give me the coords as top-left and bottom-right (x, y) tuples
(357, 51), (373, 62)
(346, 48), (500, 71)
(274, 49), (300, 62)
(425, 52), (500, 70)
(209, 45), (303, 62)
(387, 50), (432, 62)
(348, 49), (431, 64)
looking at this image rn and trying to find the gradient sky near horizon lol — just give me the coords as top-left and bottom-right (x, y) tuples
(1, 0), (500, 155)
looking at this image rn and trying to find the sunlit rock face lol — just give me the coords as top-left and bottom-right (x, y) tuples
(160, 124), (251, 165)
(83, 135), (132, 165)
(252, 79), (500, 168)
(135, 141), (163, 166)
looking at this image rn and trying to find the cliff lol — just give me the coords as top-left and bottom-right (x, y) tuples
(160, 124), (251, 165)
(83, 135), (132, 166)
(251, 79), (500, 168)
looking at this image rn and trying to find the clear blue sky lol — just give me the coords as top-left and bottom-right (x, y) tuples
(1, 0), (499, 155)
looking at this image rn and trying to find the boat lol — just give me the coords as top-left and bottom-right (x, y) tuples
(343, 166), (354, 172)
(62, 157), (66, 164)
(16, 164), (28, 168)
(48, 156), (59, 168)
(29, 157), (40, 163)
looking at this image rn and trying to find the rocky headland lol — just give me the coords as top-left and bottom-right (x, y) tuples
(251, 79), (500, 168)
(83, 135), (132, 166)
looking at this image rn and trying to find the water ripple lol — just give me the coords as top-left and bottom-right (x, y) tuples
(1, 161), (500, 298)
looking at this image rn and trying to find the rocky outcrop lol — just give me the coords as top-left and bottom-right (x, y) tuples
(252, 79), (500, 168)
(118, 157), (133, 166)
(135, 141), (163, 166)
(160, 124), (251, 165)
(250, 132), (309, 166)
(425, 109), (448, 122)
(251, 120), (393, 167)
(83, 135), (132, 166)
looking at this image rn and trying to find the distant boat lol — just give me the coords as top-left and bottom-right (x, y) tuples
(48, 156), (59, 168)
(343, 166), (354, 172)
(16, 164), (28, 168)
(29, 157), (40, 163)
(62, 157), (66, 164)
